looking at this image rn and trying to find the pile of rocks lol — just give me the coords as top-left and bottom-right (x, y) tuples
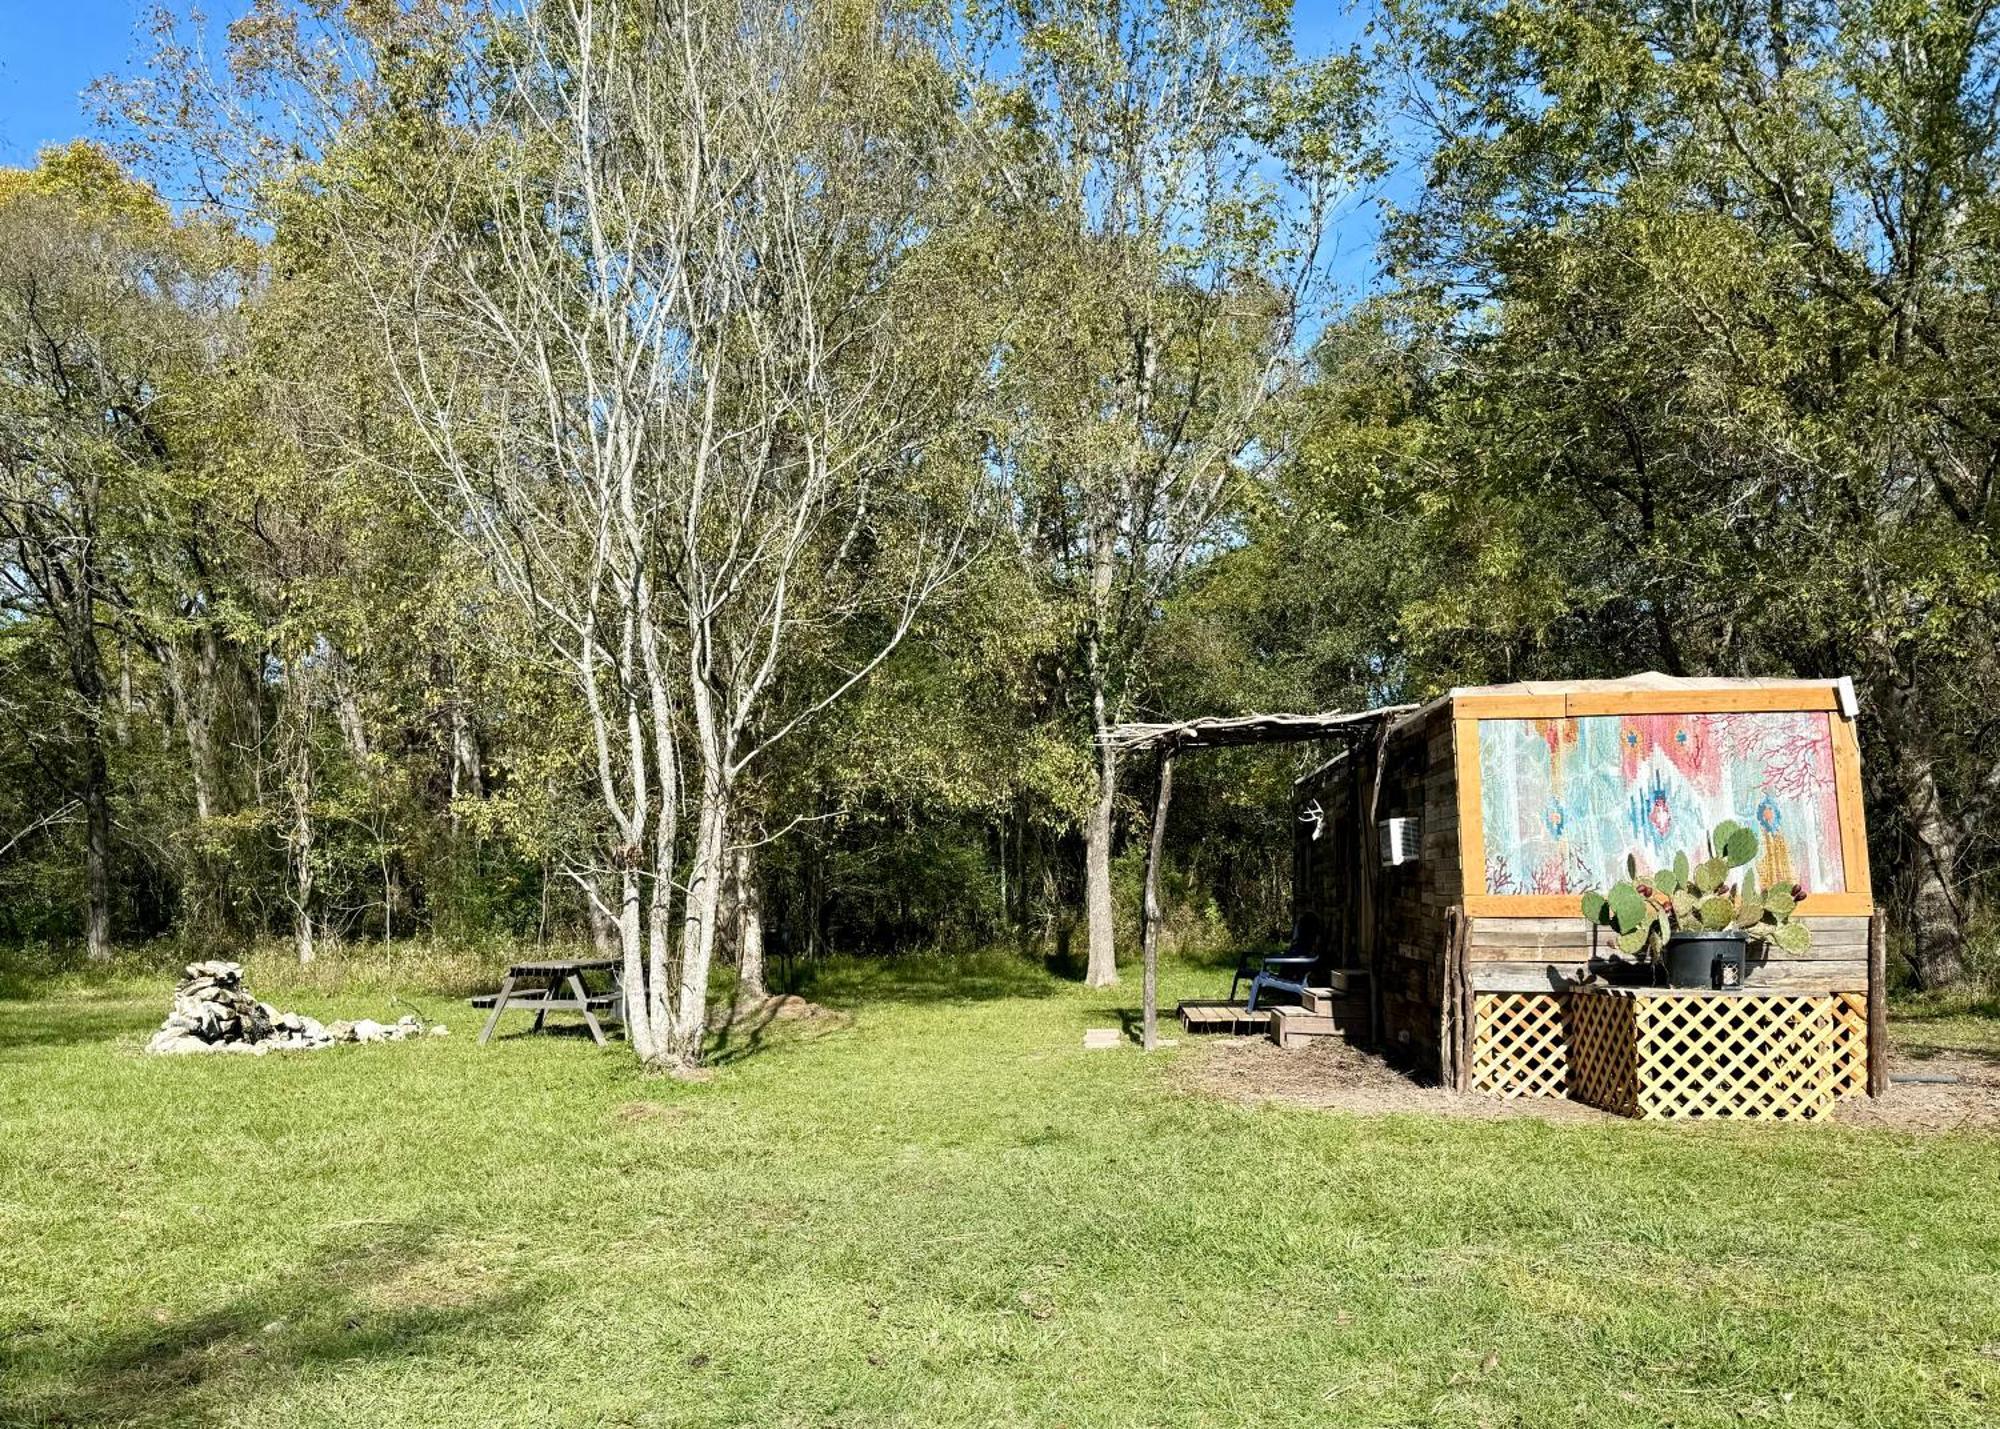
(325, 1014), (441, 1045)
(145, 961), (446, 1056)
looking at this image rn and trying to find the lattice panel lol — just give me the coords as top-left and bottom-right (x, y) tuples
(1568, 990), (1640, 1117)
(1827, 992), (1868, 1102)
(1471, 989), (1869, 1114)
(1569, 990), (1861, 1120)
(1470, 993), (1569, 1098)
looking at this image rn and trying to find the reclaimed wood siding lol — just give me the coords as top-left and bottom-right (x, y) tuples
(1372, 706), (1459, 1069)
(1292, 704), (1459, 1072)
(1465, 914), (1869, 994)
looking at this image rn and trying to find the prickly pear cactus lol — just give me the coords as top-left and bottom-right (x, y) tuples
(1581, 819), (1813, 959)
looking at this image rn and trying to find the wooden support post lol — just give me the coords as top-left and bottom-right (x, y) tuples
(1456, 900), (1472, 1088)
(1363, 721), (1391, 1050)
(1867, 912), (1889, 1096)
(1139, 752), (1175, 1052)
(1439, 907), (1456, 1088)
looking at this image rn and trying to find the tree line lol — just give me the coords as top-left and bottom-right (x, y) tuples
(2, 0), (1995, 1065)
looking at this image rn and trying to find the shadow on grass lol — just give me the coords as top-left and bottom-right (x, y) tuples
(1895, 1038), (2000, 1067)
(0, 1221), (539, 1427)
(1892, 993), (2000, 1024)
(0, 1000), (148, 1056)
(794, 951), (1060, 1010)
(703, 996), (856, 1070)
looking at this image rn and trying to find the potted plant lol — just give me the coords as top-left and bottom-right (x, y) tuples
(1580, 819), (1811, 988)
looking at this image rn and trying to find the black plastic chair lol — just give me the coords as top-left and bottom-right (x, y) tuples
(1235, 912), (1323, 1010)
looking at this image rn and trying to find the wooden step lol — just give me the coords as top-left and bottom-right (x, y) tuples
(1328, 969), (1368, 994)
(1299, 987), (1368, 1020)
(1268, 1006), (1351, 1049)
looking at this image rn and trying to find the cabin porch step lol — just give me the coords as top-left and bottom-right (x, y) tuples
(1300, 985), (1369, 1019)
(1268, 1006), (1355, 1049)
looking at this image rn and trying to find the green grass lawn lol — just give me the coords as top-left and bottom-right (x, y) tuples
(3, 950), (1998, 1428)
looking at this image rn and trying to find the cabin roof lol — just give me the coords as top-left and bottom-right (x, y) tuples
(1100, 705), (1422, 756)
(1117, 674), (1856, 769)
(1449, 672), (1847, 698)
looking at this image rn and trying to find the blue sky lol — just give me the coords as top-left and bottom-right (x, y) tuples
(0, 1), (168, 165)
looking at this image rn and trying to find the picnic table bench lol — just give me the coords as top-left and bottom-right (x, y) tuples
(474, 957), (624, 1046)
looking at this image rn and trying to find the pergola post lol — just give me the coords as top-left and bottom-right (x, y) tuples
(1139, 750), (1175, 1052)
(1866, 911), (1888, 1096)
(1102, 704), (1416, 1053)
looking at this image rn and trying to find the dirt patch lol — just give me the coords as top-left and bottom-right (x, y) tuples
(1177, 1034), (2000, 1132)
(1834, 1050), (2000, 1133)
(709, 993), (840, 1031)
(1177, 1034), (1611, 1123)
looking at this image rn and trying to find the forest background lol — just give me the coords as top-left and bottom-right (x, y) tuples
(4, 0), (1996, 1063)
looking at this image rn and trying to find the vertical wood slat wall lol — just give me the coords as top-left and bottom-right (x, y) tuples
(1295, 701), (1462, 1074)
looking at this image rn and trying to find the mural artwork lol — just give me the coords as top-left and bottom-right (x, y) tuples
(1479, 712), (1847, 897)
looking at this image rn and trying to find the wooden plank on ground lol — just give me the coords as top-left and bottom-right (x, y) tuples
(1175, 1000), (1273, 1035)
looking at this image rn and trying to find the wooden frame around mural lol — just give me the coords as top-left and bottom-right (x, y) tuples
(1454, 686), (1873, 919)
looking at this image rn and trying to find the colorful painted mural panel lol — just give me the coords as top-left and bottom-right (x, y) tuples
(1478, 712), (1847, 896)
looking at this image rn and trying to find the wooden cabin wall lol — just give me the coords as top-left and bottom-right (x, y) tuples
(1465, 915), (1869, 993)
(1372, 707), (1458, 1070)
(1293, 752), (1364, 965)
(1293, 706), (1458, 1073)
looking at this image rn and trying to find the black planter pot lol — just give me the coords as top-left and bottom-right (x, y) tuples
(1663, 930), (1749, 989)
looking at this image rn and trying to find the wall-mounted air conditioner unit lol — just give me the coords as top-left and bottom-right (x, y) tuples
(1379, 817), (1420, 868)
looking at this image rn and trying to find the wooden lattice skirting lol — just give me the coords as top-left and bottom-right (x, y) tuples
(1471, 990), (1868, 1117)
(1469, 993), (1570, 1098)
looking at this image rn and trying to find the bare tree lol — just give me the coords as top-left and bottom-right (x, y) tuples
(304, 0), (980, 1067)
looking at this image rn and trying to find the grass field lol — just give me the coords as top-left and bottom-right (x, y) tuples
(3, 948), (1999, 1428)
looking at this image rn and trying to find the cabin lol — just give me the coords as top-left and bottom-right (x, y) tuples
(1287, 674), (1880, 1111)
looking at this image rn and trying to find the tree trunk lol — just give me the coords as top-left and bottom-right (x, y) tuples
(82, 736), (112, 962)
(280, 658), (317, 964)
(735, 841), (766, 1002)
(332, 652), (371, 763)
(447, 697), (483, 820)
(290, 784), (315, 964)
(589, 895), (620, 958)
(1083, 735), (1118, 986)
(1138, 753), (1174, 1051)
(616, 866), (663, 1065)
(160, 645), (217, 822)
(1868, 643), (1971, 991)
(64, 614), (113, 961)
(1902, 748), (1969, 988)
(665, 774), (731, 1068)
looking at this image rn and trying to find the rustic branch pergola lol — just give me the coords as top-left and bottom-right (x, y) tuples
(1101, 704), (1421, 1049)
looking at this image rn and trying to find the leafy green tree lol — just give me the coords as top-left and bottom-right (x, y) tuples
(0, 144), (245, 957)
(1369, 0), (2000, 986)
(978, 0), (1376, 983)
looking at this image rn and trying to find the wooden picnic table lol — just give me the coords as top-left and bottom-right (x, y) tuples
(473, 957), (624, 1046)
